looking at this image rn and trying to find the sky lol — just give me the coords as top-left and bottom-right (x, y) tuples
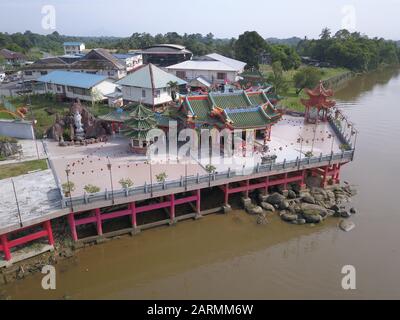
(0, 0), (399, 40)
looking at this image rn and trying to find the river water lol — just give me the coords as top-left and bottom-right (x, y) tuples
(3, 68), (400, 299)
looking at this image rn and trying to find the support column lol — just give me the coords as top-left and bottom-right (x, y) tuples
(170, 194), (175, 223)
(283, 173), (288, 191)
(44, 220), (54, 246)
(130, 202), (137, 228)
(95, 208), (103, 236)
(68, 213), (78, 242)
(335, 164), (341, 184)
(245, 179), (250, 198)
(0, 234), (11, 261)
(196, 189), (201, 216)
(300, 169), (307, 189)
(224, 184), (229, 206)
(321, 166), (329, 187)
(264, 176), (269, 195)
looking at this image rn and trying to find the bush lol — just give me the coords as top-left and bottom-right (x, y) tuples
(62, 181), (75, 196)
(84, 184), (101, 194)
(119, 178), (133, 189)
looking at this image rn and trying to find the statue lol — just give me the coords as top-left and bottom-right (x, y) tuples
(74, 109), (85, 140)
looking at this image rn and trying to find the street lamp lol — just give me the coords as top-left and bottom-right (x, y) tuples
(107, 158), (114, 204)
(65, 168), (74, 213)
(11, 178), (23, 227)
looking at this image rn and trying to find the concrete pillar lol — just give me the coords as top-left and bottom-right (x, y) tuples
(245, 179), (250, 198)
(170, 194), (175, 223)
(0, 234), (11, 261)
(130, 202), (137, 228)
(44, 220), (54, 246)
(196, 189), (201, 216)
(95, 208), (103, 236)
(224, 184), (229, 206)
(68, 213), (78, 242)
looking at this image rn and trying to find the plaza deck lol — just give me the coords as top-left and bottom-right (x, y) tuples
(0, 112), (356, 263)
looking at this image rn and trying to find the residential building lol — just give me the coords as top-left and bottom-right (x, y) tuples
(22, 57), (69, 80)
(112, 53), (143, 72)
(63, 42), (86, 55)
(37, 70), (117, 103)
(0, 49), (27, 65)
(117, 63), (187, 107)
(166, 53), (246, 86)
(141, 44), (193, 67)
(71, 48), (127, 79)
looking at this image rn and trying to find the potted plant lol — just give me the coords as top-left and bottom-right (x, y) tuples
(84, 184), (101, 194)
(156, 172), (167, 183)
(305, 151), (314, 158)
(205, 164), (217, 174)
(62, 181), (75, 197)
(119, 178), (133, 189)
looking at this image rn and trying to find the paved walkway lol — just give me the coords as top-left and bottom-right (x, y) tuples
(0, 139), (46, 165)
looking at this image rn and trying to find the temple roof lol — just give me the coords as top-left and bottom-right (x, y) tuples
(301, 81), (336, 109)
(180, 90), (281, 129)
(123, 104), (157, 140)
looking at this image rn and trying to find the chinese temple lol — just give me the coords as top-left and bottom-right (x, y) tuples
(177, 90), (281, 144)
(301, 81), (336, 123)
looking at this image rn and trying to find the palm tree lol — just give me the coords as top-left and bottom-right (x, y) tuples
(167, 81), (179, 102)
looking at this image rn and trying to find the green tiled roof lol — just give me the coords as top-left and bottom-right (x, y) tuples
(211, 93), (250, 109)
(247, 92), (266, 105)
(225, 107), (270, 129)
(123, 104), (157, 140)
(98, 109), (131, 122)
(188, 98), (212, 121)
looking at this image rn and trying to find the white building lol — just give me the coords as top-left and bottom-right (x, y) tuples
(166, 53), (246, 86)
(117, 64), (187, 107)
(63, 42), (86, 55)
(37, 70), (117, 103)
(113, 53), (143, 72)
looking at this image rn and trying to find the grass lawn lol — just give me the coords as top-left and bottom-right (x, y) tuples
(259, 65), (350, 112)
(0, 159), (48, 180)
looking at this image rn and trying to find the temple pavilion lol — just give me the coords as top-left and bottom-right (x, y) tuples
(122, 104), (158, 154)
(177, 90), (281, 144)
(301, 81), (336, 123)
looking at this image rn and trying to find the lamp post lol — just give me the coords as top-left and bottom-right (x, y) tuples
(107, 158), (114, 204)
(148, 154), (153, 197)
(298, 135), (304, 170)
(65, 168), (74, 213)
(11, 178), (23, 227)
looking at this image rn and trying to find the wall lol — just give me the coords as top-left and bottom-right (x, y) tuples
(167, 68), (237, 84)
(0, 120), (35, 139)
(121, 86), (172, 105)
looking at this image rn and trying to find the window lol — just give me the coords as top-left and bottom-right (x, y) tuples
(46, 83), (53, 90)
(142, 89), (146, 98)
(155, 90), (161, 98)
(163, 87), (167, 93)
(24, 71), (32, 76)
(67, 86), (72, 92)
(108, 70), (115, 76)
(56, 85), (62, 92)
(176, 71), (186, 79)
(217, 72), (227, 80)
(40, 71), (47, 75)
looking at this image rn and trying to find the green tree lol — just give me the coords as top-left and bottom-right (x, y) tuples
(234, 31), (268, 69)
(293, 67), (321, 94)
(267, 61), (288, 96)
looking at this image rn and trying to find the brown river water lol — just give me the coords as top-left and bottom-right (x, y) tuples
(3, 68), (400, 299)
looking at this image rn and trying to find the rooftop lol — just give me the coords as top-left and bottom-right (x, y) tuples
(63, 42), (85, 46)
(37, 70), (109, 89)
(117, 64), (187, 89)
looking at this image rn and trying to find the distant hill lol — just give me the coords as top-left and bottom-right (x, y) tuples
(266, 37), (302, 47)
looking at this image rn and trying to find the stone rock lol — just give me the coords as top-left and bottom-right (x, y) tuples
(340, 211), (352, 218)
(247, 206), (263, 215)
(330, 204), (340, 212)
(350, 207), (356, 214)
(241, 197), (253, 209)
(296, 218), (307, 225)
(287, 190), (297, 199)
(301, 203), (328, 216)
(279, 200), (290, 210)
(260, 202), (275, 212)
(339, 220), (355, 232)
(281, 212), (298, 222)
(303, 213), (322, 224)
(266, 193), (285, 205)
(301, 195), (316, 204)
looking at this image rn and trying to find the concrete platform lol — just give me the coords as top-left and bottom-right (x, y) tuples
(0, 244), (54, 268)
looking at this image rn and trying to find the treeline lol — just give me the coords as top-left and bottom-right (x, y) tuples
(1, 29), (399, 73)
(297, 28), (400, 71)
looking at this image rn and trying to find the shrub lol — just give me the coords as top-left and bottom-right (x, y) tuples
(205, 164), (217, 173)
(155, 172), (167, 183)
(119, 178), (133, 189)
(84, 184), (101, 194)
(62, 181), (75, 196)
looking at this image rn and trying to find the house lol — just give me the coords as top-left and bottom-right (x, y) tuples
(22, 57), (69, 80)
(140, 44), (193, 67)
(0, 49), (27, 65)
(37, 70), (117, 103)
(117, 64), (187, 107)
(71, 49), (127, 79)
(166, 53), (246, 86)
(63, 42), (86, 55)
(112, 53), (143, 72)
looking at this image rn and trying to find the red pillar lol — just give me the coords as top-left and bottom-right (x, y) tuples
(321, 166), (329, 187)
(245, 179), (250, 198)
(335, 164), (341, 184)
(264, 176), (269, 194)
(1, 234), (11, 261)
(196, 189), (201, 214)
(95, 208), (103, 236)
(300, 169), (306, 189)
(130, 202), (137, 228)
(283, 173), (288, 190)
(224, 184), (229, 205)
(170, 194), (175, 222)
(68, 213), (78, 242)
(44, 220), (54, 246)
